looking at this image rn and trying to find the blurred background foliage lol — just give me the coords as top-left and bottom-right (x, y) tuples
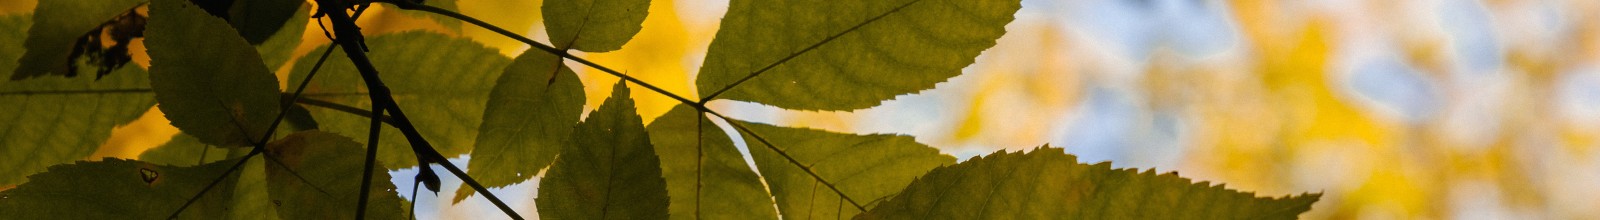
(3, 0), (1598, 219)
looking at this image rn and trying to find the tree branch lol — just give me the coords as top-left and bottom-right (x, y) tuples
(313, 1), (523, 219)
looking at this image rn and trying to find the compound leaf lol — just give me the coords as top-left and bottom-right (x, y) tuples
(536, 82), (670, 219)
(147, 0), (283, 147)
(728, 119), (954, 219)
(287, 31), (511, 168)
(857, 147), (1323, 220)
(543, 0), (651, 52)
(457, 51), (586, 201)
(647, 105), (779, 220)
(697, 0), (1021, 111)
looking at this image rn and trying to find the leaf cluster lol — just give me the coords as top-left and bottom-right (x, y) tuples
(0, 0), (1321, 219)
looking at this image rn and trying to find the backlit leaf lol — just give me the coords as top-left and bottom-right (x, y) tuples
(0, 66), (153, 186)
(0, 158), (243, 219)
(227, 0), (303, 45)
(147, 0), (283, 147)
(543, 0), (650, 52)
(138, 134), (232, 166)
(247, 2), (309, 70)
(729, 119), (955, 219)
(264, 131), (407, 220)
(536, 82), (670, 219)
(228, 155), (283, 220)
(1, 14), (31, 73)
(696, 0), (1021, 111)
(647, 105), (779, 220)
(10, 0), (145, 79)
(858, 147), (1322, 219)
(456, 51), (585, 201)
(286, 31), (512, 168)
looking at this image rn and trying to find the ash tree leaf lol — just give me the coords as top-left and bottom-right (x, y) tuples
(10, 0), (145, 80)
(0, 158), (244, 219)
(647, 105), (779, 220)
(456, 51), (586, 202)
(0, 65), (154, 185)
(147, 0), (283, 147)
(858, 147), (1323, 219)
(728, 119), (955, 219)
(696, 0), (1022, 111)
(287, 31), (512, 168)
(536, 82), (670, 219)
(543, 0), (651, 52)
(264, 131), (408, 220)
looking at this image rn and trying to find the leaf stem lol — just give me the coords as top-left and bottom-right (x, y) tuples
(356, 100), (384, 219)
(295, 97), (398, 124)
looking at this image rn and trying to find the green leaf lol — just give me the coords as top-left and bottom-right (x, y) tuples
(282, 103), (320, 131)
(542, 0), (651, 52)
(227, 0), (304, 45)
(858, 147), (1323, 219)
(287, 31), (511, 168)
(0, 158), (243, 219)
(0, 66), (154, 186)
(728, 120), (954, 219)
(264, 131), (408, 219)
(647, 105), (779, 220)
(147, 0), (284, 147)
(138, 137), (283, 220)
(536, 82), (670, 219)
(139, 134), (233, 166)
(456, 51), (586, 201)
(247, 2), (310, 70)
(228, 158), (283, 220)
(0, 14), (31, 74)
(10, 0), (145, 79)
(696, 0), (1021, 111)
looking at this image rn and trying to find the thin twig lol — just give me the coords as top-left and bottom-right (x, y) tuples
(356, 101), (384, 219)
